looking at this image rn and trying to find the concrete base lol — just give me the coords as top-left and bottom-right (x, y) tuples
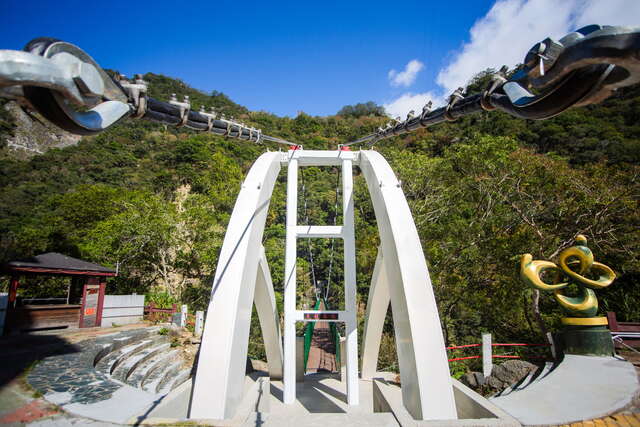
(141, 372), (397, 426)
(490, 355), (639, 426)
(562, 326), (615, 356)
(373, 377), (520, 426)
(138, 371), (520, 426)
(140, 374), (270, 425)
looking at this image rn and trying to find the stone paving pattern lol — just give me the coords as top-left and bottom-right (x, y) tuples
(1, 324), (639, 425)
(26, 327), (158, 405)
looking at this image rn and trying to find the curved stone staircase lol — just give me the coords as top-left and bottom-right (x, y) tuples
(28, 326), (195, 424)
(93, 331), (192, 395)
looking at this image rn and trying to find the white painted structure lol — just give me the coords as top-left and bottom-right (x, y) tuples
(483, 333), (493, 378)
(194, 310), (204, 337)
(189, 149), (457, 422)
(180, 304), (188, 327)
(283, 149), (359, 406)
(100, 294), (145, 327)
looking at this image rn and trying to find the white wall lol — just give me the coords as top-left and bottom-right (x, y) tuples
(101, 294), (145, 327)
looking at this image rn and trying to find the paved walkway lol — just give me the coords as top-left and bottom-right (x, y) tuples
(0, 324), (148, 426)
(491, 355), (639, 426)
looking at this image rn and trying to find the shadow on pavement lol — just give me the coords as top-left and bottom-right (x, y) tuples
(0, 332), (80, 388)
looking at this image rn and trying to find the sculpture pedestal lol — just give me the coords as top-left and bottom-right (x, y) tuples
(561, 317), (614, 356)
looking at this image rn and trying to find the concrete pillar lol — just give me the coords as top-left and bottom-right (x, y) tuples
(181, 304), (188, 328)
(296, 336), (304, 382)
(195, 310), (204, 337)
(340, 337), (346, 382)
(284, 157), (299, 402)
(342, 157), (359, 406)
(482, 333), (493, 378)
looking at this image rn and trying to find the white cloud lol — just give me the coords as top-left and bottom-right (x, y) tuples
(436, 0), (640, 95)
(383, 92), (443, 120)
(388, 59), (424, 87)
(384, 0), (640, 117)
(574, 0), (640, 29)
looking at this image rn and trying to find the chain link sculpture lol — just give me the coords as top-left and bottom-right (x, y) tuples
(342, 25), (640, 147)
(520, 235), (616, 325)
(0, 25), (639, 145)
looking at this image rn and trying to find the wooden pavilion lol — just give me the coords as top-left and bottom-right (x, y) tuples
(2, 252), (116, 334)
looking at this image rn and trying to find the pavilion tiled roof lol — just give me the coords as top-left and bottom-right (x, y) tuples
(5, 252), (116, 276)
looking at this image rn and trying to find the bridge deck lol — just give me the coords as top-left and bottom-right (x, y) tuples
(306, 320), (338, 374)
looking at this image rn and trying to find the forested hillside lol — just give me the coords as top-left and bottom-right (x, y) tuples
(0, 72), (638, 369)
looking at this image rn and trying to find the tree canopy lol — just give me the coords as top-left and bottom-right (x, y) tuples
(1, 72), (638, 367)
(337, 101), (386, 118)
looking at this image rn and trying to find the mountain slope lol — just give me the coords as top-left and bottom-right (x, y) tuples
(0, 73), (638, 363)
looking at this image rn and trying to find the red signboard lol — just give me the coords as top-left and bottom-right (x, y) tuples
(303, 313), (339, 320)
(79, 278), (105, 328)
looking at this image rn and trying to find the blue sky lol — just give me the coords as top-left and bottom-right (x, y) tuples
(1, 1), (639, 117)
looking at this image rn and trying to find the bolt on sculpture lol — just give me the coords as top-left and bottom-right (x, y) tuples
(520, 235), (617, 356)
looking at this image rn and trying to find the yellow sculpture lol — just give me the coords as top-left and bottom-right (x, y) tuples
(520, 235), (616, 326)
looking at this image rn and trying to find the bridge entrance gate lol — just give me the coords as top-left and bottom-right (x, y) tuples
(189, 148), (457, 421)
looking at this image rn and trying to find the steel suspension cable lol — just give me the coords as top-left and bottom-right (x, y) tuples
(324, 169), (341, 301)
(0, 25), (638, 148)
(339, 25), (640, 148)
(299, 168), (319, 300)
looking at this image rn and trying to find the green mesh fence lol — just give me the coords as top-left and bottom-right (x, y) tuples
(303, 298), (341, 372)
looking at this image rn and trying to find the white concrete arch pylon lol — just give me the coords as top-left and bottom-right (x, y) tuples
(359, 150), (457, 421)
(189, 151), (283, 420)
(189, 149), (457, 422)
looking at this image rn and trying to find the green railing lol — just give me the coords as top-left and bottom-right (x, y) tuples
(303, 298), (341, 372)
(302, 298), (321, 370)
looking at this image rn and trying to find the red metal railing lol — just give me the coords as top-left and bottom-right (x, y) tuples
(446, 342), (551, 362)
(144, 303), (178, 322)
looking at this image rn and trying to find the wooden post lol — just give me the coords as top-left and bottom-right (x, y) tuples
(8, 276), (19, 307)
(80, 277), (101, 328)
(607, 312), (619, 331)
(79, 278), (88, 328)
(96, 280), (106, 327)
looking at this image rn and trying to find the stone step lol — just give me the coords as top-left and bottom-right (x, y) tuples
(126, 348), (179, 388)
(112, 341), (171, 383)
(155, 360), (184, 394)
(94, 339), (154, 375)
(142, 357), (181, 394)
(140, 350), (180, 392)
(91, 327), (160, 367)
(167, 368), (192, 393)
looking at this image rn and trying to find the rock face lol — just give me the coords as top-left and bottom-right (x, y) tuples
(461, 360), (539, 393)
(3, 101), (81, 158)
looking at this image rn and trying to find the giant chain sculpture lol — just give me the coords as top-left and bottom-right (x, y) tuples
(0, 25), (639, 145)
(521, 235), (616, 325)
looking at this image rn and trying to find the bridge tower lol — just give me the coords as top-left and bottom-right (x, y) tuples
(189, 148), (457, 422)
(283, 147), (359, 405)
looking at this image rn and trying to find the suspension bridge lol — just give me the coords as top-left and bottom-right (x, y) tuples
(0, 24), (639, 426)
